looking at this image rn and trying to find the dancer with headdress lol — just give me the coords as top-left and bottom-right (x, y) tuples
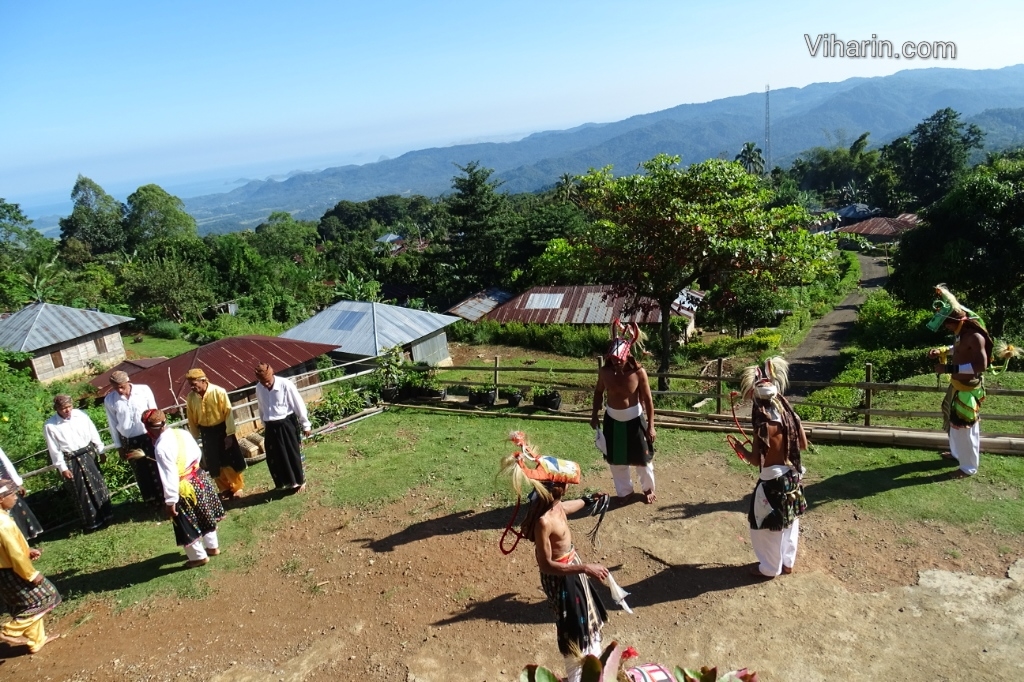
(143, 409), (225, 568)
(185, 368), (247, 500)
(499, 432), (611, 682)
(590, 319), (657, 503)
(43, 394), (112, 532)
(0, 477), (61, 653)
(733, 357), (808, 579)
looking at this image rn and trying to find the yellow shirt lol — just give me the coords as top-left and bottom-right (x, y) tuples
(186, 383), (236, 439)
(0, 511), (39, 582)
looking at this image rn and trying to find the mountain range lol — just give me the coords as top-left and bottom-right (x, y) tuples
(181, 64), (1024, 234)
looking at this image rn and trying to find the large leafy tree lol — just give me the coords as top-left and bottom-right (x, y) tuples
(59, 175), (126, 254)
(123, 184), (198, 253)
(441, 162), (520, 298)
(576, 154), (833, 388)
(889, 152), (1024, 336)
(885, 108), (985, 210)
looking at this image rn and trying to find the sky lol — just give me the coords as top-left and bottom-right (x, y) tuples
(3, 0), (1023, 216)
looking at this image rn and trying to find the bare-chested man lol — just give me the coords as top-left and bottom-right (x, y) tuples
(501, 433), (609, 682)
(735, 357), (808, 579)
(590, 325), (656, 503)
(926, 284), (992, 479)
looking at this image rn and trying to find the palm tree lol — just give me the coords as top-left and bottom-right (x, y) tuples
(735, 142), (766, 175)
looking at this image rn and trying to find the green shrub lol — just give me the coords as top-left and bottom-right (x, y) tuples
(148, 320), (182, 339)
(308, 386), (367, 428)
(853, 290), (933, 350)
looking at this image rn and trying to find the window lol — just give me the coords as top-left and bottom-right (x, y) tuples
(95, 336), (108, 354)
(50, 351), (64, 369)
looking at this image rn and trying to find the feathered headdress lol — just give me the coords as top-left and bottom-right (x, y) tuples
(927, 283), (984, 332)
(606, 318), (648, 363)
(499, 431), (580, 503)
(739, 356), (790, 400)
(990, 340), (1023, 375)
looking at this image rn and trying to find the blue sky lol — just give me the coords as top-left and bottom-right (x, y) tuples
(3, 0), (1022, 215)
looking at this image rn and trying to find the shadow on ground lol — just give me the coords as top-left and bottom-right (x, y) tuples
(49, 552), (188, 600)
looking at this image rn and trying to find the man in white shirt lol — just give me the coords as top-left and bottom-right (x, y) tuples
(254, 363), (311, 493)
(103, 371), (162, 503)
(143, 408), (224, 568)
(43, 395), (112, 532)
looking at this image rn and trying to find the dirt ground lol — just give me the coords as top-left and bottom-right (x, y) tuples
(3, 449), (1022, 682)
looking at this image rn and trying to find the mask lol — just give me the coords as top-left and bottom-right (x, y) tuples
(754, 383), (778, 401)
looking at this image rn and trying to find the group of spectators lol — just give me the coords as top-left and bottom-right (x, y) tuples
(0, 362), (312, 654)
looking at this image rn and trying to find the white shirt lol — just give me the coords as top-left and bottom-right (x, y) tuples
(153, 428), (203, 506)
(0, 447), (24, 486)
(255, 375), (310, 431)
(104, 383), (157, 446)
(44, 409), (105, 473)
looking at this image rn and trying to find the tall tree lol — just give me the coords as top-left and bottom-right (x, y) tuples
(576, 155), (833, 389)
(123, 184), (198, 253)
(58, 175), (126, 254)
(735, 142), (766, 175)
(442, 162), (519, 297)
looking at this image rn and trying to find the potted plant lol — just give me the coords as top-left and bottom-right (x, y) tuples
(416, 369), (447, 399)
(374, 345), (406, 402)
(531, 386), (561, 410)
(501, 386), (523, 407)
(478, 382), (498, 407)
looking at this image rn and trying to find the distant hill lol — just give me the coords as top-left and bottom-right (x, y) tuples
(184, 65), (1024, 234)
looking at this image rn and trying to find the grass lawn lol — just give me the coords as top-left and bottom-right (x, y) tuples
(121, 333), (198, 360)
(33, 409), (1024, 619)
(869, 371), (1024, 434)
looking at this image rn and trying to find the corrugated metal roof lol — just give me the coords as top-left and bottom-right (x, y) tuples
(280, 301), (459, 357)
(90, 335), (338, 408)
(445, 288), (514, 322)
(485, 286), (702, 325)
(89, 357), (168, 392)
(0, 303), (134, 352)
(835, 216), (917, 237)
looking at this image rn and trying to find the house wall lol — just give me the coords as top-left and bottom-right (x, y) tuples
(410, 330), (453, 366)
(31, 329), (127, 383)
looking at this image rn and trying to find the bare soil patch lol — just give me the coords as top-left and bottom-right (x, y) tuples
(3, 451), (1022, 681)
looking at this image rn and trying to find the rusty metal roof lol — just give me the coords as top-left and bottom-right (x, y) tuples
(0, 302), (133, 352)
(91, 335), (338, 408)
(446, 288), (514, 322)
(89, 357), (168, 393)
(835, 216), (918, 237)
(484, 286), (702, 325)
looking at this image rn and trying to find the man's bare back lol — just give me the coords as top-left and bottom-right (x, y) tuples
(534, 495), (607, 581)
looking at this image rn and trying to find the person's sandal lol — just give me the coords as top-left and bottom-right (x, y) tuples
(184, 558), (209, 569)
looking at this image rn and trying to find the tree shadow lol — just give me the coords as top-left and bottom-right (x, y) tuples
(657, 498), (747, 520)
(803, 457), (954, 509)
(431, 592), (552, 627)
(358, 506), (517, 553)
(48, 552), (188, 600)
(624, 555), (750, 607)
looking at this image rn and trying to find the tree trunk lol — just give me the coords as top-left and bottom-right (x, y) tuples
(658, 300), (672, 392)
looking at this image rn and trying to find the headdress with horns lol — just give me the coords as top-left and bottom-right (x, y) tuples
(739, 356), (790, 402)
(606, 318), (648, 364)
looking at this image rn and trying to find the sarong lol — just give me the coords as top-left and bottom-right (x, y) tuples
(6, 497), (43, 542)
(264, 414), (304, 488)
(124, 434), (164, 503)
(941, 377), (985, 430)
(748, 468), (806, 532)
(198, 422), (248, 478)
(172, 468), (225, 547)
(64, 446), (112, 531)
(0, 568), (61, 619)
(539, 548), (607, 656)
(602, 405), (653, 466)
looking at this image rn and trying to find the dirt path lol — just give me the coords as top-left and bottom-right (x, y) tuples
(787, 253), (889, 398)
(3, 450), (1021, 682)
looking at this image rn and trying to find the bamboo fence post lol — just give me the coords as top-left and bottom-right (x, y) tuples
(716, 357), (724, 414)
(864, 362), (873, 427)
(493, 356), (500, 398)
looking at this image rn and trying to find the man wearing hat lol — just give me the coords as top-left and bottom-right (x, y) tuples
(43, 395), (113, 532)
(103, 371), (163, 503)
(590, 320), (657, 504)
(0, 477), (62, 653)
(499, 432), (610, 682)
(254, 363), (310, 492)
(926, 284), (992, 479)
(185, 368), (247, 500)
(143, 409), (225, 568)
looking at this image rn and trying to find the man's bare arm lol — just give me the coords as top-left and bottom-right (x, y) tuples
(534, 516), (608, 580)
(590, 372), (606, 430)
(638, 368), (656, 443)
